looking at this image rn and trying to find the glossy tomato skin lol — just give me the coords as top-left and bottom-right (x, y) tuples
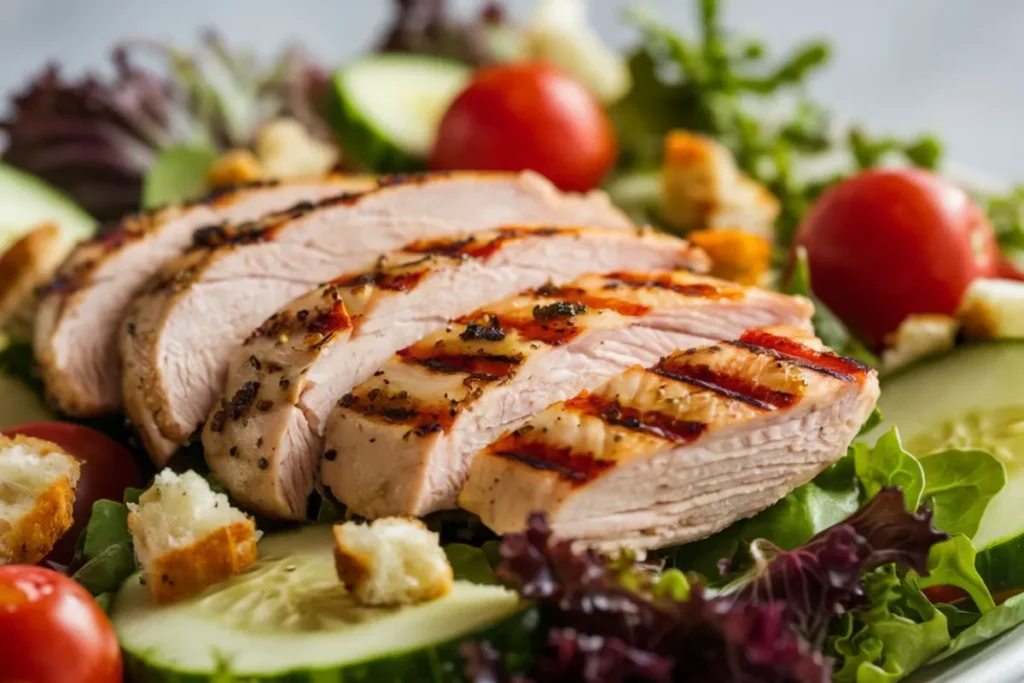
(430, 63), (617, 192)
(1, 422), (142, 565)
(795, 168), (999, 347)
(0, 565), (122, 683)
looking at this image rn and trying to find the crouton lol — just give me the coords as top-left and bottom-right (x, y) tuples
(256, 118), (340, 180)
(0, 223), (70, 336)
(959, 278), (1024, 340)
(0, 435), (80, 564)
(661, 130), (780, 238)
(127, 470), (258, 604)
(333, 517), (453, 606)
(880, 314), (958, 374)
(688, 228), (772, 286)
(205, 150), (264, 190)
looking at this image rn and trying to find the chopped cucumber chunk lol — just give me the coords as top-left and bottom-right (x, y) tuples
(0, 163), (95, 253)
(0, 374), (52, 429)
(324, 55), (471, 173)
(113, 525), (534, 682)
(875, 343), (1024, 593)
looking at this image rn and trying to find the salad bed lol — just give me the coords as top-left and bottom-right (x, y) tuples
(3, 1), (1024, 682)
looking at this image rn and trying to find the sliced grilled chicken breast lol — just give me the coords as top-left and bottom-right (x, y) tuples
(203, 227), (701, 519)
(34, 177), (369, 416)
(322, 273), (814, 519)
(460, 331), (879, 550)
(121, 172), (634, 463)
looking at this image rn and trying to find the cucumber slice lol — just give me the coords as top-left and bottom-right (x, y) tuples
(0, 163), (96, 253)
(112, 525), (534, 682)
(324, 55), (471, 173)
(874, 342), (1024, 593)
(0, 374), (53, 429)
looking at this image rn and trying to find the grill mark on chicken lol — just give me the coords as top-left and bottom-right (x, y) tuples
(733, 330), (870, 383)
(402, 226), (565, 260)
(529, 285), (651, 316)
(397, 347), (522, 379)
(488, 315), (580, 345)
(188, 192), (366, 251)
(338, 389), (458, 433)
(88, 180), (282, 254)
(376, 171), (453, 188)
(191, 223), (270, 249)
(489, 439), (613, 484)
(652, 354), (797, 411)
(602, 271), (742, 299)
(332, 265), (432, 292)
(563, 391), (707, 443)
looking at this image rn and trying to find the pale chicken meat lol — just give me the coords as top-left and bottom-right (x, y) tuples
(119, 171), (634, 463)
(460, 330), (879, 550)
(34, 176), (370, 416)
(203, 226), (703, 519)
(321, 272), (814, 519)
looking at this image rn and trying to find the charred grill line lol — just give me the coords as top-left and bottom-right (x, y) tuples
(402, 226), (565, 261)
(403, 352), (522, 378)
(651, 362), (795, 411)
(734, 330), (870, 381)
(602, 271), (741, 300)
(333, 267), (431, 292)
(490, 441), (613, 484)
(564, 392), (707, 443)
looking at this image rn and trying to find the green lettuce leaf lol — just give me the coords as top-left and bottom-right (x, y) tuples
(444, 543), (499, 585)
(854, 428), (925, 510)
(667, 457), (860, 578)
(142, 145), (218, 209)
(919, 448), (1006, 539)
(916, 535), (995, 613)
(830, 565), (950, 682)
(936, 603), (982, 637)
(932, 592), (1024, 663)
(858, 407), (884, 438)
(71, 499), (136, 596)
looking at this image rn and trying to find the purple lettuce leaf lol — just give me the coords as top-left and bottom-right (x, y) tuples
(1, 35), (330, 223)
(470, 489), (948, 683)
(724, 488), (949, 650)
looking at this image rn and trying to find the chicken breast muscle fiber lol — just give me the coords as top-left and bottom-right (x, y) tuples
(120, 171), (634, 464)
(461, 330), (879, 550)
(322, 272), (814, 519)
(204, 227), (703, 519)
(35, 176), (370, 416)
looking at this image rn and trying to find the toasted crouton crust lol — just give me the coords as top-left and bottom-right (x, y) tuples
(332, 526), (374, 589)
(333, 518), (453, 606)
(0, 223), (68, 332)
(0, 435), (80, 565)
(130, 518), (258, 604)
(688, 228), (771, 286)
(661, 130), (780, 238)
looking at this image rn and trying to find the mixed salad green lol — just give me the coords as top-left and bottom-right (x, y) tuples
(3, 1), (1024, 682)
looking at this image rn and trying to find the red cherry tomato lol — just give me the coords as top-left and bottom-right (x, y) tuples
(794, 168), (1000, 347)
(0, 565), (122, 683)
(431, 63), (618, 192)
(2, 422), (142, 564)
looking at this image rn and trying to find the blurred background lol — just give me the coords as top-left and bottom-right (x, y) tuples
(0, 0), (1018, 178)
